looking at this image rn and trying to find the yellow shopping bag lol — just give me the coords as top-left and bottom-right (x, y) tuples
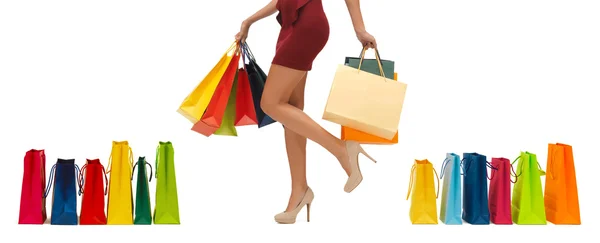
(323, 48), (407, 140)
(177, 42), (238, 123)
(406, 159), (440, 224)
(106, 141), (134, 225)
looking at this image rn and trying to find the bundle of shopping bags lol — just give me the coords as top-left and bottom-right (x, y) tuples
(178, 42), (408, 141)
(177, 41), (276, 136)
(406, 143), (581, 225)
(18, 141), (180, 225)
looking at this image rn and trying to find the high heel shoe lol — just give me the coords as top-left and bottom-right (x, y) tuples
(274, 187), (314, 224)
(344, 141), (377, 193)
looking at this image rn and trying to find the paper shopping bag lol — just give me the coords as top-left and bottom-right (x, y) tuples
(406, 159), (439, 224)
(79, 158), (108, 225)
(214, 75), (239, 136)
(544, 143), (581, 224)
(154, 141), (180, 224)
(235, 68), (258, 126)
(462, 152), (492, 225)
(340, 59), (398, 144)
(323, 48), (407, 140)
(133, 157), (153, 225)
(241, 42), (276, 128)
(45, 159), (82, 225)
(19, 149), (47, 224)
(192, 50), (241, 136)
(511, 151), (547, 225)
(344, 48), (395, 80)
(106, 141), (134, 225)
(439, 153), (462, 225)
(488, 157), (516, 225)
(178, 42), (238, 123)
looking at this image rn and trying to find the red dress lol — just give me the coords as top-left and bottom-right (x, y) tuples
(273, 0), (329, 71)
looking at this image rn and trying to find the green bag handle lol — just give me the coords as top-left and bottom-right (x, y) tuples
(131, 157), (153, 182)
(511, 154), (546, 179)
(155, 145), (159, 179)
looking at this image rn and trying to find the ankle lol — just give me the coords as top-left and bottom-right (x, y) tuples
(292, 184), (309, 193)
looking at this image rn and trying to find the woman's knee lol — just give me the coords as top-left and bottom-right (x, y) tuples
(260, 95), (278, 115)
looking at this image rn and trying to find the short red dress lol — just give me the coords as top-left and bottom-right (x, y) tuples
(273, 0), (330, 71)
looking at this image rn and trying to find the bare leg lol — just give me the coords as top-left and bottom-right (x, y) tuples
(283, 74), (309, 212)
(261, 64), (351, 178)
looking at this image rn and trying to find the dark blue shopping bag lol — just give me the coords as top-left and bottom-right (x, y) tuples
(44, 159), (82, 225)
(241, 42), (276, 128)
(461, 153), (497, 225)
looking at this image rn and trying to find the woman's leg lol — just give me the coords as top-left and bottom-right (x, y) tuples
(283, 74), (309, 211)
(261, 64), (351, 177)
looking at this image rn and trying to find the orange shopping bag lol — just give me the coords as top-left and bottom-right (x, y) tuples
(544, 143), (581, 224)
(340, 72), (399, 144)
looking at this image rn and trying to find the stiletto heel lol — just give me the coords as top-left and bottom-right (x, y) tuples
(344, 141), (378, 193)
(306, 203), (311, 222)
(274, 187), (314, 224)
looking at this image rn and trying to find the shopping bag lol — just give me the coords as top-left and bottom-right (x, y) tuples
(544, 143), (581, 224)
(511, 151), (547, 224)
(214, 75), (239, 136)
(132, 156), (153, 225)
(191, 48), (241, 136)
(45, 159), (82, 225)
(18, 149), (47, 224)
(106, 141), (134, 225)
(241, 42), (276, 128)
(178, 42), (238, 123)
(154, 141), (180, 224)
(79, 158), (108, 225)
(406, 159), (439, 224)
(439, 153), (462, 225)
(323, 48), (407, 140)
(340, 64), (399, 144)
(234, 68), (258, 126)
(344, 48), (395, 80)
(488, 157), (516, 225)
(461, 152), (493, 225)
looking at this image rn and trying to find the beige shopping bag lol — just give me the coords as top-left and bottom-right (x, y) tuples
(323, 48), (407, 140)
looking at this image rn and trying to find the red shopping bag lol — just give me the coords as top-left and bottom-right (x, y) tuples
(192, 49), (241, 136)
(79, 158), (108, 225)
(235, 68), (258, 126)
(18, 149), (48, 224)
(488, 157), (517, 224)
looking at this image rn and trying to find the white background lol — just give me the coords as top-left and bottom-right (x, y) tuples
(1, 0), (599, 242)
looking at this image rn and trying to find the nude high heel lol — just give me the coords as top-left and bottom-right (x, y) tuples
(274, 187), (314, 224)
(344, 141), (377, 193)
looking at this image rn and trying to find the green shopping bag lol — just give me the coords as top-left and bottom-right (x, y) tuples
(214, 71), (238, 136)
(132, 157), (153, 225)
(345, 48), (394, 78)
(511, 151), (547, 224)
(154, 141), (180, 224)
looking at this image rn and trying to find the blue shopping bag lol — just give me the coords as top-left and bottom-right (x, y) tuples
(240, 42), (276, 128)
(439, 153), (462, 225)
(44, 159), (82, 225)
(462, 152), (496, 225)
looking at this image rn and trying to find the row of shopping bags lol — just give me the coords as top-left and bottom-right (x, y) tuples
(177, 41), (276, 136)
(407, 143), (580, 225)
(18, 141), (180, 225)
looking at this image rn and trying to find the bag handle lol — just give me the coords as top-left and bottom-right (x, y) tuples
(131, 157), (153, 183)
(510, 159), (518, 183)
(357, 46), (385, 78)
(406, 162), (440, 200)
(78, 164), (87, 194)
(460, 157), (471, 176)
(486, 161), (498, 180)
(511, 154), (546, 179)
(75, 164), (83, 196)
(439, 157), (451, 179)
(43, 163), (57, 198)
(155, 145), (160, 179)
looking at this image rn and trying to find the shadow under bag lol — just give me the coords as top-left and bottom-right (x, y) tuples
(79, 158), (108, 225)
(461, 153), (493, 225)
(18, 149), (47, 224)
(439, 153), (462, 225)
(154, 141), (180, 224)
(45, 159), (82, 225)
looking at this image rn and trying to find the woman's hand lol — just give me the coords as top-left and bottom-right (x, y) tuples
(235, 20), (251, 43)
(356, 30), (377, 49)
